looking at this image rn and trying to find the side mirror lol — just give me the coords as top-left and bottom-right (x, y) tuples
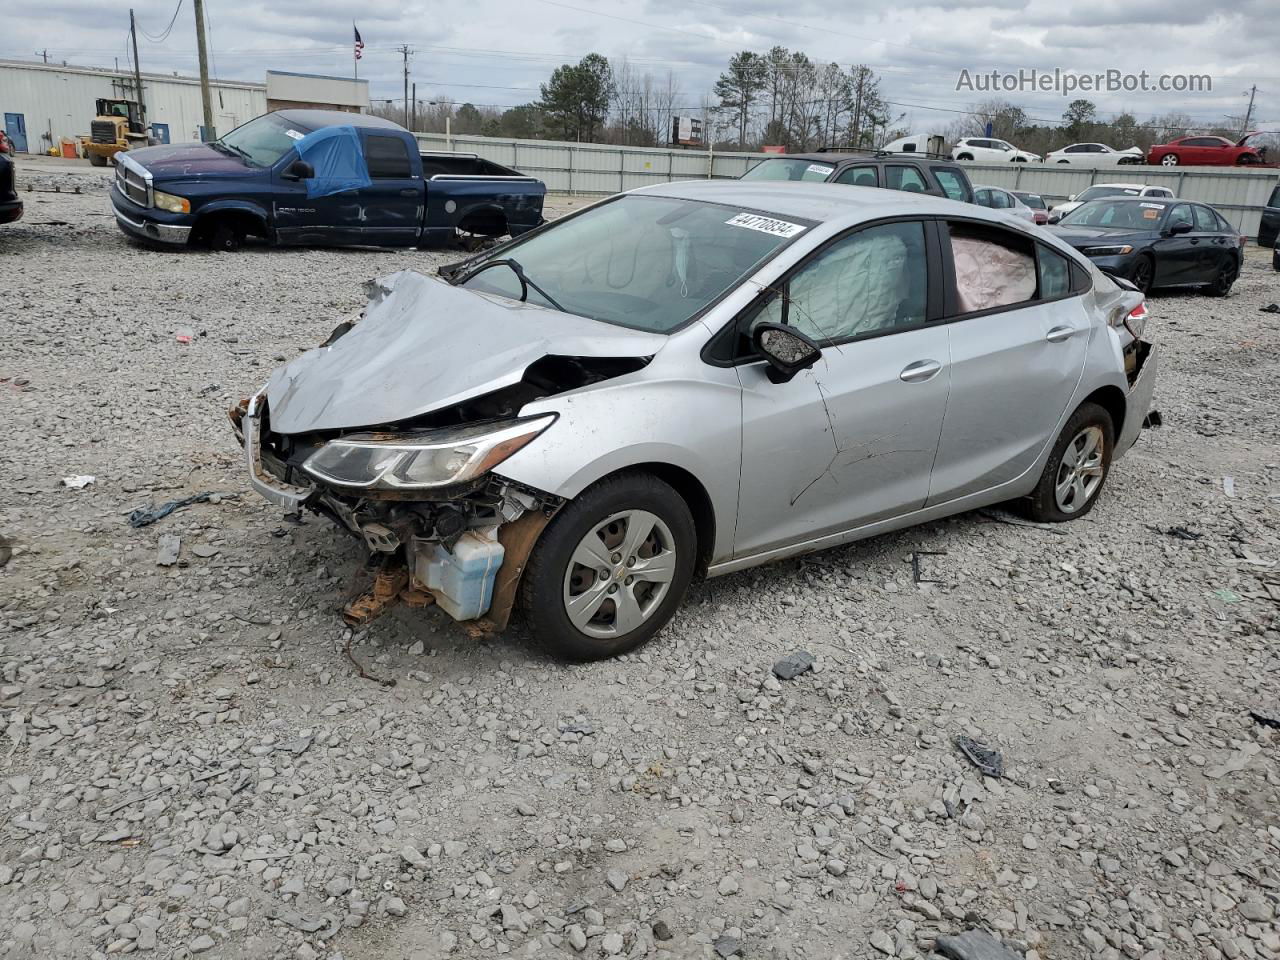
(283, 159), (314, 181)
(1167, 221), (1193, 236)
(753, 323), (821, 384)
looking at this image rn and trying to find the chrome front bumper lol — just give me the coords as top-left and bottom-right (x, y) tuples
(113, 196), (192, 244)
(241, 394), (313, 514)
(1116, 341), (1158, 455)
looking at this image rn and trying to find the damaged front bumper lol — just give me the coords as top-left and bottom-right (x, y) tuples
(1116, 340), (1158, 455)
(230, 395), (557, 630)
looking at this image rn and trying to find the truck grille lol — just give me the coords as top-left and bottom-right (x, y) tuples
(91, 120), (118, 145)
(114, 163), (150, 207)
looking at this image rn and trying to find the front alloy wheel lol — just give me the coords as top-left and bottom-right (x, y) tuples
(563, 510), (676, 639)
(520, 472), (696, 660)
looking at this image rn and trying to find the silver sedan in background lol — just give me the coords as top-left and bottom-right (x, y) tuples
(233, 181), (1158, 661)
(973, 184), (1038, 223)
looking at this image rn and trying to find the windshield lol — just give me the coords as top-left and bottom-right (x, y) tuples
(741, 158), (835, 182)
(1014, 193), (1046, 209)
(216, 114), (308, 168)
(1060, 199), (1166, 230)
(1076, 186), (1140, 203)
(460, 195), (807, 333)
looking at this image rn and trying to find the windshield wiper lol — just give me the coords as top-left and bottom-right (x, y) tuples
(457, 258), (565, 312)
(213, 141), (256, 165)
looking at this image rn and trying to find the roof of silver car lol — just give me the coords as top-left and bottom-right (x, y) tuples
(633, 179), (979, 227)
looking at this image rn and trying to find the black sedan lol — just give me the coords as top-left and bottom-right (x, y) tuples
(0, 153), (21, 226)
(1050, 196), (1243, 296)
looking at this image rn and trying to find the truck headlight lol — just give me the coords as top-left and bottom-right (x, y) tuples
(302, 415), (555, 490)
(153, 190), (190, 214)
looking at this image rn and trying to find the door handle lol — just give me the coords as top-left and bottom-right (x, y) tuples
(1045, 326), (1076, 343)
(399, 189), (418, 197)
(1189, 238), (1200, 245)
(899, 359), (942, 383)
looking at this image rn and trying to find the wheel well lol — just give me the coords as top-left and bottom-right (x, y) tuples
(195, 209), (265, 241)
(458, 208), (508, 237)
(1082, 385), (1126, 439)
(597, 463), (716, 576)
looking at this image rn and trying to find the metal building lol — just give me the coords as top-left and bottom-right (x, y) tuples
(266, 71), (369, 114)
(0, 58), (266, 153)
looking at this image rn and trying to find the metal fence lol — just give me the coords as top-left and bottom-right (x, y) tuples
(415, 132), (1280, 238)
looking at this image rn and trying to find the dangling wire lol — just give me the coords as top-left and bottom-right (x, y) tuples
(139, 0), (184, 42)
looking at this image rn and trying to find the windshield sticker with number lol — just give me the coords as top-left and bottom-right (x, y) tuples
(285, 129), (305, 141)
(725, 213), (806, 238)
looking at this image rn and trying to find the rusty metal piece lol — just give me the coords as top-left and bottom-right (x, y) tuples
(479, 510), (553, 633)
(343, 564), (409, 628)
(400, 576), (436, 609)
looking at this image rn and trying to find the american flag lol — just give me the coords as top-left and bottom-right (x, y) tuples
(353, 25), (364, 61)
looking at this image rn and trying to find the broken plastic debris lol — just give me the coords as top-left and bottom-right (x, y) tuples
(1211, 588), (1242, 603)
(772, 650), (815, 680)
(954, 735), (1005, 779)
(156, 534), (181, 567)
(936, 930), (1023, 960)
(1154, 526), (1203, 541)
(61, 475), (95, 489)
(1223, 476), (1235, 497)
(1259, 303), (1279, 314)
(175, 328), (194, 344)
(127, 491), (236, 528)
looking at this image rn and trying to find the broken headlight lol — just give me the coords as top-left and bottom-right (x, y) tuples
(301, 415), (555, 490)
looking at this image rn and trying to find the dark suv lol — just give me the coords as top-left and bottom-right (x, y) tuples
(739, 151), (974, 204)
(0, 153), (21, 225)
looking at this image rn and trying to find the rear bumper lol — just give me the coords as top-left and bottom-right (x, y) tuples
(111, 187), (191, 244)
(1116, 341), (1158, 456)
(0, 199), (22, 224)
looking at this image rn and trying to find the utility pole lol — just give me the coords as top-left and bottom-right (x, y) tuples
(1242, 85), (1258, 136)
(399, 45), (412, 129)
(129, 10), (145, 128)
(38, 49), (48, 64)
(192, 0), (215, 140)
(411, 82), (417, 132)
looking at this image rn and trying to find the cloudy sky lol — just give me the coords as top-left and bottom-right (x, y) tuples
(3, 0), (1275, 134)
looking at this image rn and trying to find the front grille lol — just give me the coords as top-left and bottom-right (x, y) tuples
(115, 163), (149, 207)
(91, 120), (118, 144)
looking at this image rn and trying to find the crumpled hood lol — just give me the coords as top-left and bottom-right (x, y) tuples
(128, 141), (258, 178)
(266, 270), (668, 434)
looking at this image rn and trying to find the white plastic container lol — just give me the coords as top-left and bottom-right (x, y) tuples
(415, 531), (505, 621)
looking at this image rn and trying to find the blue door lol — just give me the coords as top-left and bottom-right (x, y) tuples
(4, 113), (28, 153)
(151, 123), (170, 144)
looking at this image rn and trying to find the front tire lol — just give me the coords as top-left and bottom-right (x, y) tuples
(1131, 254), (1155, 294)
(204, 220), (243, 252)
(519, 472), (697, 661)
(1026, 402), (1114, 523)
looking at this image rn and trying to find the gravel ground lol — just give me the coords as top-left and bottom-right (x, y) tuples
(3, 163), (1280, 960)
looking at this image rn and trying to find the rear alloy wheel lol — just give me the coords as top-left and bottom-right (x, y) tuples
(519, 473), (696, 661)
(1160, 153), (1179, 166)
(1131, 255), (1155, 293)
(1026, 402), (1114, 523)
(1207, 258), (1238, 297)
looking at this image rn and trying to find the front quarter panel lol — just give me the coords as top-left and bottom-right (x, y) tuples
(494, 370), (743, 564)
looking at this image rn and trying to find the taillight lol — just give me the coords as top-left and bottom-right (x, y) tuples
(1124, 301), (1148, 339)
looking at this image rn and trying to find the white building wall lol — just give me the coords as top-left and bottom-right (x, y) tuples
(0, 59), (266, 151)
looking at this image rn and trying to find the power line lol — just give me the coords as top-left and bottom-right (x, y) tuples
(139, 0), (183, 43)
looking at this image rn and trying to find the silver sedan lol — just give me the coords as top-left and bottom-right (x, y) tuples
(234, 181), (1158, 660)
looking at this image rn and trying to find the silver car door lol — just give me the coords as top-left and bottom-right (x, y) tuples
(926, 223), (1091, 505)
(732, 220), (950, 559)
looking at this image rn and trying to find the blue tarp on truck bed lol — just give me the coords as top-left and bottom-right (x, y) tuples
(295, 125), (371, 198)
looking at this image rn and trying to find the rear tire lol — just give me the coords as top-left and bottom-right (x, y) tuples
(1206, 257), (1238, 297)
(1026, 402), (1114, 523)
(519, 472), (697, 661)
(1160, 153), (1179, 166)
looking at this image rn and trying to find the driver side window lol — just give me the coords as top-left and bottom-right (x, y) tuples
(750, 221), (929, 346)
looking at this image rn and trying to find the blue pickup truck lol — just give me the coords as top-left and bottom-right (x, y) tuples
(110, 110), (545, 251)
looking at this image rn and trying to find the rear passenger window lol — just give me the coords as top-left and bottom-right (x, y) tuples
(835, 165), (879, 187)
(932, 168), (968, 202)
(886, 165), (928, 193)
(1037, 246), (1072, 299)
(1270, 186), (1280, 209)
(1192, 205), (1219, 232)
(947, 222), (1036, 313)
(365, 135), (412, 178)
(755, 221), (929, 345)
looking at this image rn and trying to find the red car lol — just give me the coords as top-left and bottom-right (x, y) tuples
(1147, 134), (1264, 167)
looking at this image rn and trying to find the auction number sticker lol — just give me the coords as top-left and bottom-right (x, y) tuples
(726, 213), (806, 238)
(1140, 202), (1165, 209)
(807, 164), (834, 175)
(284, 129), (305, 140)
